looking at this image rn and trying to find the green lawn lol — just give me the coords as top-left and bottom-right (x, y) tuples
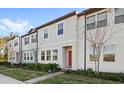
(37, 73), (120, 84)
(0, 66), (47, 81)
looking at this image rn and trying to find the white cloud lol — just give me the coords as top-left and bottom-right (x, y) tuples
(0, 24), (6, 30)
(0, 18), (33, 35)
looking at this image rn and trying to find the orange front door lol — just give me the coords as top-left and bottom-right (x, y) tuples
(68, 50), (72, 66)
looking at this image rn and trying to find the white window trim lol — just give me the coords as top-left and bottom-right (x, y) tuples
(52, 49), (58, 61)
(56, 22), (64, 36)
(41, 51), (45, 61)
(43, 28), (49, 39)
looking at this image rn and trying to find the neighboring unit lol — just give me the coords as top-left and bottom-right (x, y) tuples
(78, 8), (124, 73)
(37, 11), (78, 70)
(7, 36), (21, 64)
(21, 29), (38, 63)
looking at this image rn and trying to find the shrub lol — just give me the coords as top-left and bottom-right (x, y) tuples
(0, 61), (11, 67)
(118, 73), (124, 83)
(23, 64), (36, 70)
(23, 63), (59, 72)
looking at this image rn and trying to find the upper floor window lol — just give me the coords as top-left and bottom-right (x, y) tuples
(44, 29), (48, 39)
(24, 37), (29, 45)
(57, 23), (63, 35)
(14, 40), (18, 46)
(31, 34), (37, 43)
(97, 12), (107, 28)
(115, 8), (124, 24)
(86, 15), (95, 30)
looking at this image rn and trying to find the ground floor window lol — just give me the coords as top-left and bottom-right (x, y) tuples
(103, 54), (115, 62)
(53, 49), (58, 61)
(27, 53), (29, 60)
(90, 54), (97, 61)
(23, 52), (34, 61)
(103, 44), (115, 62)
(30, 52), (33, 60)
(41, 51), (45, 61)
(46, 50), (51, 61)
(89, 46), (97, 62)
(24, 53), (26, 60)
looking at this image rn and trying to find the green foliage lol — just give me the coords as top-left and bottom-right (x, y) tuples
(65, 68), (124, 83)
(23, 63), (59, 72)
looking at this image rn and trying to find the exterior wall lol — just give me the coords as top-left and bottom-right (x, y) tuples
(38, 15), (78, 70)
(77, 15), (85, 70)
(7, 37), (21, 64)
(21, 32), (37, 63)
(78, 8), (124, 73)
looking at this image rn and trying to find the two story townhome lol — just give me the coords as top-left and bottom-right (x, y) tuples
(6, 8), (124, 73)
(78, 8), (124, 73)
(21, 29), (38, 63)
(37, 11), (79, 70)
(7, 36), (21, 64)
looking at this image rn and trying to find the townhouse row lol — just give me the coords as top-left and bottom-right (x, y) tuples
(7, 8), (124, 73)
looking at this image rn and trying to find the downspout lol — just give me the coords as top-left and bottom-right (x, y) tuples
(84, 12), (87, 71)
(76, 14), (79, 70)
(36, 29), (38, 64)
(20, 36), (22, 64)
(34, 29), (38, 71)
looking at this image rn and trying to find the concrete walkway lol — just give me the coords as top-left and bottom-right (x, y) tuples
(0, 74), (25, 84)
(25, 72), (64, 84)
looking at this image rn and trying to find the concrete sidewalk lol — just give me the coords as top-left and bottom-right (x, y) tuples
(0, 74), (25, 84)
(25, 72), (64, 84)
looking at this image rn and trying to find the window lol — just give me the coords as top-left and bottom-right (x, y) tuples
(30, 52), (33, 60)
(41, 51), (45, 61)
(14, 40), (18, 46)
(115, 8), (124, 24)
(103, 44), (115, 62)
(24, 37), (29, 45)
(53, 49), (58, 61)
(97, 12), (107, 28)
(58, 23), (63, 35)
(31, 35), (37, 43)
(27, 53), (29, 60)
(86, 15), (95, 30)
(24, 53), (26, 60)
(46, 50), (51, 61)
(44, 29), (48, 39)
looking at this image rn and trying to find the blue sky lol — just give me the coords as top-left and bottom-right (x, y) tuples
(0, 8), (84, 37)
